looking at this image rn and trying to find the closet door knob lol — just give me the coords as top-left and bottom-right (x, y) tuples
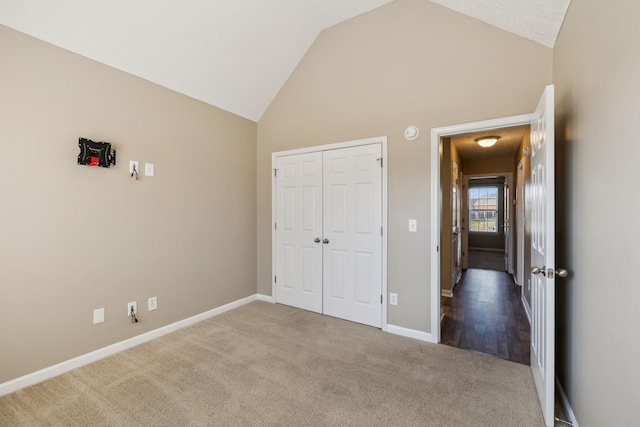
(314, 238), (321, 243)
(323, 238), (329, 244)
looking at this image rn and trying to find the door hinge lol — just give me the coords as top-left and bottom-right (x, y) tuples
(381, 226), (383, 236)
(377, 158), (383, 168)
(274, 222), (277, 230)
(381, 294), (383, 304)
(273, 168), (278, 177)
(274, 276), (277, 283)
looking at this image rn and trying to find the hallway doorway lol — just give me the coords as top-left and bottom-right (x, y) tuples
(440, 268), (530, 364)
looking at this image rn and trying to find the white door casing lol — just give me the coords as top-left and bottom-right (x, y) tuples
(530, 84), (555, 427)
(432, 116), (532, 345)
(274, 152), (323, 313)
(516, 159), (525, 288)
(322, 145), (382, 327)
(504, 182), (511, 272)
(451, 161), (462, 286)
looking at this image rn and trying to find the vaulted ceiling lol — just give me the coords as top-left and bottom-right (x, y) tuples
(0, 0), (570, 122)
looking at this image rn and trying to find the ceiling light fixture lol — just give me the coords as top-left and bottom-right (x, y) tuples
(475, 136), (500, 148)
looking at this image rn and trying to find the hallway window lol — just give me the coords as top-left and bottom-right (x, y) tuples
(469, 186), (498, 233)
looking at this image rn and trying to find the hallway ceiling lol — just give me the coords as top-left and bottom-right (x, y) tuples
(0, 1), (570, 122)
(451, 125), (529, 161)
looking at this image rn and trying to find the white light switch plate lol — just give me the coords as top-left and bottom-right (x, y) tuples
(145, 163), (155, 177)
(93, 307), (105, 324)
(390, 293), (398, 306)
(408, 219), (417, 232)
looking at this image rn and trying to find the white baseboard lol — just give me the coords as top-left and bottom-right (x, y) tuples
(256, 294), (275, 303)
(556, 377), (579, 427)
(0, 294), (258, 397)
(387, 324), (436, 343)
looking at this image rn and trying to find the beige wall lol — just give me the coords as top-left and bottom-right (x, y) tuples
(553, 1), (640, 425)
(0, 26), (257, 383)
(257, 0), (552, 332)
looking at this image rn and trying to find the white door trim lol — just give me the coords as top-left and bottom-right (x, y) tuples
(272, 136), (388, 330)
(430, 114), (534, 344)
(463, 172), (514, 270)
(516, 158), (525, 288)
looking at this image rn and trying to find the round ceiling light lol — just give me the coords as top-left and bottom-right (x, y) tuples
(475, 136), (500, 147)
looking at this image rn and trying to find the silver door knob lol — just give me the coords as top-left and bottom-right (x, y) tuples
(531, 265), (546, 276)
(555, 268), (569, 278)
(323, 238), (329, 244)
(314, 238), (321, 243)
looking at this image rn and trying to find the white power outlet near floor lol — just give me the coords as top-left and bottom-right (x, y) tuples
(148, 296), (158, 311)
(127, 301), (137, 317)
(390, 293), (398, 306)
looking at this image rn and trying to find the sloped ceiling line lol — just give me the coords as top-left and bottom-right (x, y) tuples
(0, 0), (570, 122)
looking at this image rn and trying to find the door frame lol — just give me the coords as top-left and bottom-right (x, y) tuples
(516, 158), (526, 288)
(430, 114), (533, 343)
(271, 136), (388, 330)
(463, 172), (514, 272)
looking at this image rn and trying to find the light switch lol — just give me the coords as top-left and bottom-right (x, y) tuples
(93, 307), (105, 324)
(409, 219), (417, 232)
(145, 163), (155, 177)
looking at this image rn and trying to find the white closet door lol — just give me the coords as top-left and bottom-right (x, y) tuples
(274, 152), (323, 313)
(322, 144), (382, 327)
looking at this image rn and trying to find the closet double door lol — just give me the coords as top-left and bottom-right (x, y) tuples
(274, 143), (382, 328)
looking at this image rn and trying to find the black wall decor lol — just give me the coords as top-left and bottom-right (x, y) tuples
(77, 137), (116, 168)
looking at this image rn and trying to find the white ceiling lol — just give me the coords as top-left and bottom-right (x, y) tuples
(0, 0), (570, 122)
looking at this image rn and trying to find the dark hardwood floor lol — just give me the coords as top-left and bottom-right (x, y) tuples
(441, 268), (530, 364)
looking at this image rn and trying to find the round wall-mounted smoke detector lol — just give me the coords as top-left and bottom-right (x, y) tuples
(404, 126), (419, 141)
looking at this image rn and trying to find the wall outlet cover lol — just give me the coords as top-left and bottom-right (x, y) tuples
(93, 307), (105, 324)
(390, 293), (398, 306)
(129, 160), (139, 175)
(127, 301), (137, 316)
(148, 296), (158, 311)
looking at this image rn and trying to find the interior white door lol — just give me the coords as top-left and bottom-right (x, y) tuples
(516, 160), (525, 287)
(274, 152), (323, 313)
(451, 161), (462, 285)
(322, 144), (382, 327)
(504, 182), (510, 272)
(530, 84), (555, 427)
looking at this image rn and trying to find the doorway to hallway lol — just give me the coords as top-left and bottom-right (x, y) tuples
(440, 268), (530, 364)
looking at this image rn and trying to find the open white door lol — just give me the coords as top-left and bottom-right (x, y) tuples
(530, 84), (555, 427)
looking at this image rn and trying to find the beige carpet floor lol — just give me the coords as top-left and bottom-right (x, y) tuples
(1, 301), (544, 426)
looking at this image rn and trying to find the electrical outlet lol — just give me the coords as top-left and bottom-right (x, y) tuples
(129, 160), (139, 175)
(127, 301), (137, 317)
(408, 219), (417, 232)
(390, 293), (398, 306)
(93, 307), (105, 324)
(148, 296), (158, 311)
